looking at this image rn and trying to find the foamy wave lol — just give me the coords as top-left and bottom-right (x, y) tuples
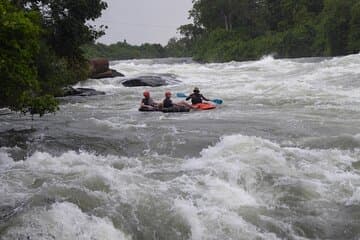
(17, 150), (141, 176)
(174, 198), (280, 240)
(345, 187), (360, 206)
(0, 150), (145, 214)
(73, 78), (125, 93)
(174, 199), (204, 240)
(183, 134), (360, 204)
(87, 117), (147, 130)
(0, 147), (14, 166)
(175, 134), (360, 238)
(2, 202), (131, 240)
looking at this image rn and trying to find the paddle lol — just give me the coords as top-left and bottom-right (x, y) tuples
(176, 93), (223, 104)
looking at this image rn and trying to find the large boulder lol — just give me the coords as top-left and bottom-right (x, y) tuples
(89, 58), (109, 75)
(121, 74), (181, 87)
(89, 58), (124, 79)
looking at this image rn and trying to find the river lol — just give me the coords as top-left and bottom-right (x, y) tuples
(1, 55), (360, 239)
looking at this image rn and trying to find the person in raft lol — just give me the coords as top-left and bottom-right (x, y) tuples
(162, 91), (194, 109)
(140, 91), (159, 110)
(186, 87), (211, 105)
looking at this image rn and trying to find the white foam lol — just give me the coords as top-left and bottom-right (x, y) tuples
(174, 199), (204, 240)
(2, 202), (131, 240)
(174, 198), (281, 240)
(183, 133), (360, 208)
(7, 150), (143, 202)
(183, 134), (288, 178)
(345, 187), (360, 206)
(87, 117), (147, 130)
(200, 175), (259, 207)
(0, 147), (14, 166)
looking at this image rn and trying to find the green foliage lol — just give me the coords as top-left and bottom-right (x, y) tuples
(19, 0), (108, 59)
(193, 29), (283, 62)
(0, 0), (40, 109)
(18, 93), (59, 117)
(278, 24), (317, 57)
(320, 0), (353, 56)
(348, 2), (360, 53)
(82, 40), (192, 60)
(181, 0), (360, 62)
(0, 0), (107, 116)
(165, 37), (193, 57)
(35, 42), (72, 95)
(27, 95), (59, 117)
(139, 43), (166, 58)
(36, 42), (90, 96)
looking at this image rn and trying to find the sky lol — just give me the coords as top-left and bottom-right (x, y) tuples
(94, 0), (194, 46)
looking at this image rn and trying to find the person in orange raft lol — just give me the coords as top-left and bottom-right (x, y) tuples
(186, 87), (211, 105)
(162, 91), (194, 109)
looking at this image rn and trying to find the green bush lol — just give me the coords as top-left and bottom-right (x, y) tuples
(348, 2), (360, 53)
(0, 0), (40, 111)
(0, 0), (107, 116)
(180, 0), (360, 62)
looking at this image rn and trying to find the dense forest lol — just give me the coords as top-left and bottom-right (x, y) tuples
(0, 0), (107, 115)
(184, 0), (360, 62)
(84, 0), (360, 62)
(82, 38), (192, 60)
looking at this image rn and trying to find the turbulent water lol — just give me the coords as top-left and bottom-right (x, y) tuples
(1, 55), (360, 240)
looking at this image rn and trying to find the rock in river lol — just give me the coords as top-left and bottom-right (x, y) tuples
(121, 74), (181, 87)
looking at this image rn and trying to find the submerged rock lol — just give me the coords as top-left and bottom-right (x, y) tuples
(60, 86), (105, 97)
(121, 74), (181, 87)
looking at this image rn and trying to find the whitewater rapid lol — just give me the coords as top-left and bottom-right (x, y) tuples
(1, 55), (360, 239)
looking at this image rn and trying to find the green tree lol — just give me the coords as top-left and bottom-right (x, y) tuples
(165, 38), (186, 57)
(190, 0), (263, 35)
(321, 0), (353, 56)
(181, 0), (360, 62)
(278, 24), (317, 57)
(24, 0), (108, 94)
(348, 2), (360, 53)
(82, 41), (176, 60)
(12, 0), (108, 59)
(0, 0), (57, 115)
(0, 0), (108, 116)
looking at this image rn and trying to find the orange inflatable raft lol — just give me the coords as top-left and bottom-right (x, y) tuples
(193, 102), (216, 110)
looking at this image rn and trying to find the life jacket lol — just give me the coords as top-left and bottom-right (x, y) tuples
(142, 97), (155, 106)
(163, 98), (173, 108)
(190, 93), (203, 105)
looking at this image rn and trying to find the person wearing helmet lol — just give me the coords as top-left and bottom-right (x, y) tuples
(162, 91), (194, 109)
(162, 91), (173, 108)
(186, 87), (210, 105)
(140, 91), (158, 110)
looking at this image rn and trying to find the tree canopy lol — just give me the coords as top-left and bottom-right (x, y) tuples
(176, 0), (360, 62)
(0, 0), (107, 116)
(81, 39), (193, 60)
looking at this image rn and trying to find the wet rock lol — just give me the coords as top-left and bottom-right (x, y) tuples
(91, 69), (124, 79)
(60, 86), (105, 97)
(121, 74), (181, 87)
(89, 58), (109, 75)
(89, 58), (124, 79)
